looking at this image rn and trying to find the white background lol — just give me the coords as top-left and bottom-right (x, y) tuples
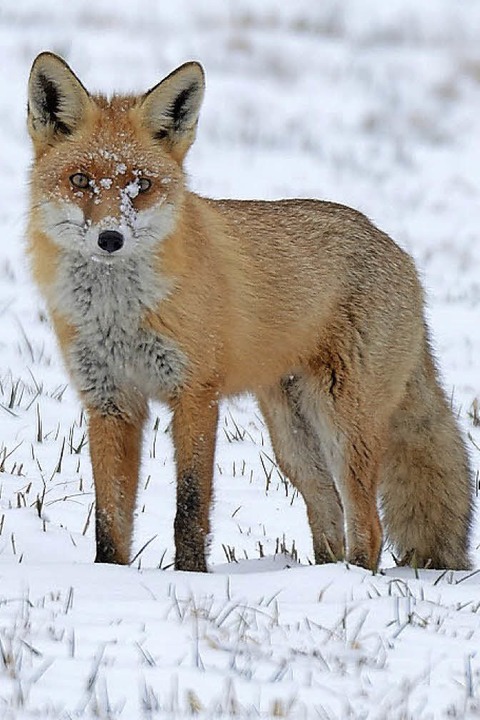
(1, 2), (480, 717)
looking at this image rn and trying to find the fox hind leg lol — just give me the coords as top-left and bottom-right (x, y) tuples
(295, 366), (385, 572)
(258, 377), (345, 565)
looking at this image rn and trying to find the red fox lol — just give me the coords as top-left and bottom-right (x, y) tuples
(26, 52), (473, 572)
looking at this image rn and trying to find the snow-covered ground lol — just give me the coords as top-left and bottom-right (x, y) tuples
(1, 2), (480, 717)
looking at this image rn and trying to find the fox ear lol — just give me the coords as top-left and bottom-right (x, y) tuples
(28, 52), (91, 149)
(138, 62), (205, 162)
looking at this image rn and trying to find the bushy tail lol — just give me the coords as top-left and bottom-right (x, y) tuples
(380, 339), (473, 570)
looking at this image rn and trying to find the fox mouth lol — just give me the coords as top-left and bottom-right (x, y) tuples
(90, 252), (121, 265)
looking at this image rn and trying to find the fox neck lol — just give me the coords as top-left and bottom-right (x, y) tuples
(52, 248), (169, 330)
(50, 248), (186, 413)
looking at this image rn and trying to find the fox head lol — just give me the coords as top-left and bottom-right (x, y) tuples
(27, 52), (205, 261)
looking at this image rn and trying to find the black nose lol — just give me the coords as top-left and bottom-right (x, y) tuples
(98, 230), (124, 254)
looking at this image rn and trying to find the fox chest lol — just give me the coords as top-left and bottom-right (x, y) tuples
(55, 257), (186, 411)
(72, 316), (185, 403)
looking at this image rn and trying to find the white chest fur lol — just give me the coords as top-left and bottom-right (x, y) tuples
(52, 252), (186, 413)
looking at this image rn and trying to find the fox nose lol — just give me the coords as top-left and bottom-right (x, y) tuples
(97, 230), (124, 254)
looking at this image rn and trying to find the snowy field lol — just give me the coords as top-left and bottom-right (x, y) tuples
(2, 1), (480, 717)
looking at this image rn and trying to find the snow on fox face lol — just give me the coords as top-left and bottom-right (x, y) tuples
(34, 138), (181, 262)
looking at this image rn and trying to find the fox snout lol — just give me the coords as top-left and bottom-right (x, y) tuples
(98, 229), (124, 254)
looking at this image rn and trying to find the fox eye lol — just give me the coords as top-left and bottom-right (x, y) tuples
(137, 177), (152, 193)
(70, 172), (91, 189)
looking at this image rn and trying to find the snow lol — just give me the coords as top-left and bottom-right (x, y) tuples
(1, 1), (480, 717)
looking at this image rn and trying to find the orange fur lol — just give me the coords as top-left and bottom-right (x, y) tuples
(26, 53), (473, 571)
(88, 408), (146, 564)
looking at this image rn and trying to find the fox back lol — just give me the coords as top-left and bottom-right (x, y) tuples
(27, 53), (473, 572)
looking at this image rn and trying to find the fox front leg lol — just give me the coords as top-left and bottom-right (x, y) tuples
(88, 406), (146, 564)
(172, 390), (219, 572)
